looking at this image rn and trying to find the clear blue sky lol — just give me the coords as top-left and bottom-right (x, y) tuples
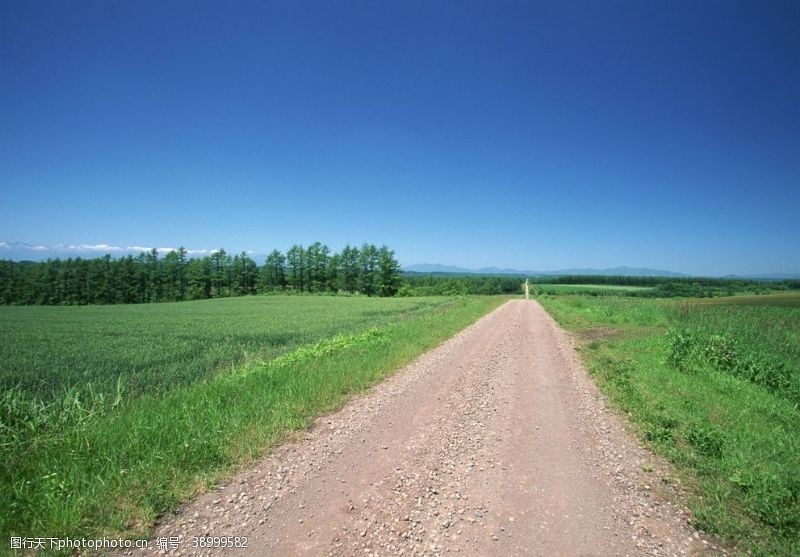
(1, 1), (798, 275)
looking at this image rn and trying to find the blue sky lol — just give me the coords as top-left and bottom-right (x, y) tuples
(1, 1), (798, 275)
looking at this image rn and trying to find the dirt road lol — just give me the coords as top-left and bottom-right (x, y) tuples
(130, 300), (721, 556)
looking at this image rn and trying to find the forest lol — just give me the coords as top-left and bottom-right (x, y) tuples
(0, 242), (401, 305)
(398, 274), (527, 296)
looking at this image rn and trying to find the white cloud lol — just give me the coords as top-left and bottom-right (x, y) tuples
(55, 243), (125, 252)
(1, 241), (226, 258)
(124, 246), (216, 255)
(0, 241), (48, 251)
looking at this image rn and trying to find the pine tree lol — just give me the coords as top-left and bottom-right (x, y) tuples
(338, 245), (360, 293)
(286, 245), (306, 292)
(177, 247), (188, 300)
(186, 257), (212, 300)
(358, 243), (379, 296)
(306, 242), (330, 292)
(232, 252), (257, 295)
(162, 250), (182, 301)
(259, 249), (286, 291)
(210, 249), (230, 297)
(146, 248), (161, 302)
(377, 245), (401, 296)
(326, 253), (340, 293)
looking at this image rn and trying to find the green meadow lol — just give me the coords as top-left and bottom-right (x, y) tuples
(0, 295), (505, 549)
(696, 292), (800, 307)
(1, 296), (451, 402)
(531, 283), (655, 296)
(539, 292), (800, 556)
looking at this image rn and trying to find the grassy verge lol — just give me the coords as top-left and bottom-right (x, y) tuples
(539, 295), (800, 556)
(1, 296), (506, 552)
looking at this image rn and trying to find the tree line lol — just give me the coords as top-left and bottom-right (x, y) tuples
(397, 273), (800, 298)
(533, 274), (800, 297)
(397, 274), (525, 296)
(0, 242), (402, 305)
(531, 274), (800, 290)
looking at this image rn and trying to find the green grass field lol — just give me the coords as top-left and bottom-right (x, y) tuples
(532, 283), (654, 296)
(695, 291), (800, 307)
(539, 294), (800, 556)
(0, 296), (453, 402)
(0, 295), (506, 549)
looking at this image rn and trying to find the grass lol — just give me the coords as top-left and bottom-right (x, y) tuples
(695, 292), (800, 307)
(532, 283), (654, 296)
(0, 296), (453, 402)
(538, 294), (800, 556)
(0, 295), (506, 551)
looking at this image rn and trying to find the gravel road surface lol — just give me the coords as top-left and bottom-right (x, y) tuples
(125, 300), (723, 556)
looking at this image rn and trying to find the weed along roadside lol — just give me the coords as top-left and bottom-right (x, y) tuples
(0, 295), (506, 551)
(538, 294), (800, 556)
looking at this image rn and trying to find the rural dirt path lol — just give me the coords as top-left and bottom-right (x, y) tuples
(126, 300), (722, 556)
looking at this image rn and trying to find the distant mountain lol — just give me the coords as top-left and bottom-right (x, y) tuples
(404, 264), (688, 277)
(403, 263), (478, 274)
(548, 266), (688, 277)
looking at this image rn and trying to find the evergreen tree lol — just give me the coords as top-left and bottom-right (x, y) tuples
(91, 254), (114, 304)
(338, 244), (360, 293)
(259, 249), (286, 291)
(357, 243), (379, 296)
(232, 252), (257, 295)
(210, 249), (230, 297)
(326, 253), (340, 293)
(187, 257), (212, 300)
(286, 245), (306, 292)
(162, 250), (182, 301)
(305, 242), (330, 292)
(377, 245), (401, 296)
(178, 246), (189, 300)
(116, 255), (138, 303)
(146, 249), (161, 302)
(0, 260), (14, 304)
(177, 247), (188, 300)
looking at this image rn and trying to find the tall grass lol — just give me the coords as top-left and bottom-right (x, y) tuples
(539, 295), (800, 556)
(539, 295), (669, 329)
(666, 304), (800, 404)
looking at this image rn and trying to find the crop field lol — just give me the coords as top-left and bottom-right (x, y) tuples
(532, 283), (655, 296)
(0, 296), (453, 402)
(694, 291), (800, 307)
(539, 294), (800, 555)
(0, 295), (505, 546)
